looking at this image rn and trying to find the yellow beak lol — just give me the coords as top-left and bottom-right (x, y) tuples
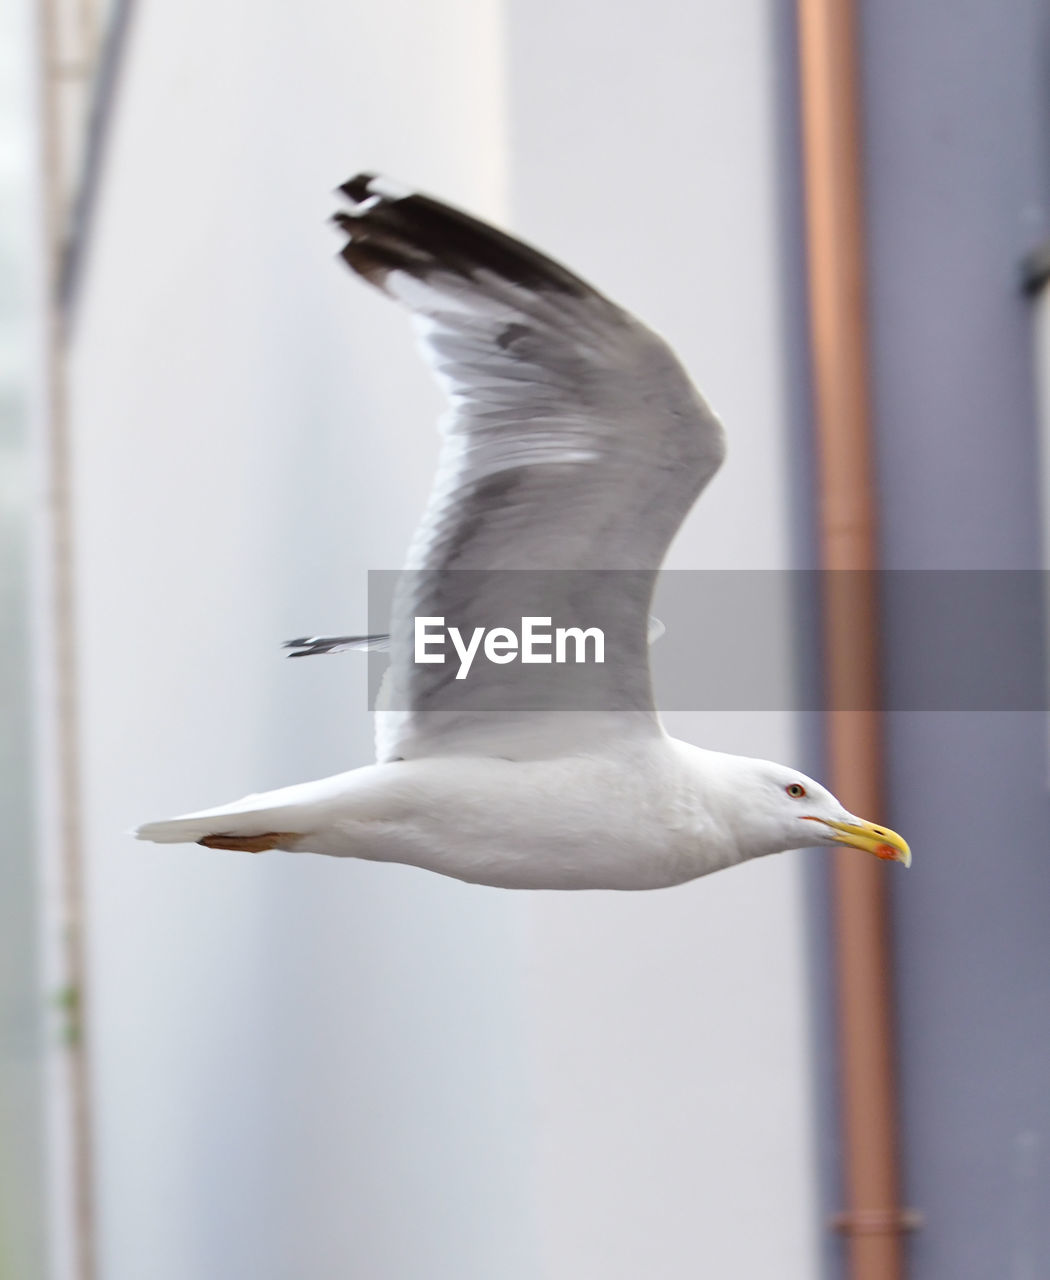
(808, 817), (912, 868)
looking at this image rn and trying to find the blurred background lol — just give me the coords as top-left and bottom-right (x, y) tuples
(3, 1), (1050, 1278)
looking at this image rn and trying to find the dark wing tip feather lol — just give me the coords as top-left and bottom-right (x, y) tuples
(338, 172), (379, 202)
(283, 633), (390, 658)
(330, 171), (600, 300)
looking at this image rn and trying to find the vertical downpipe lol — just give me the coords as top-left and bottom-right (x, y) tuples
(795, 3), (909, 1279)
(36, 0), (97, 1276)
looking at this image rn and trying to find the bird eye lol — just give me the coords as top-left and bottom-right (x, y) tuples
(786, 783), (806, 798)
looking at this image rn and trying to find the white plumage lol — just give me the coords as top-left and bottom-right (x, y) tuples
(136, 174), (910, 885)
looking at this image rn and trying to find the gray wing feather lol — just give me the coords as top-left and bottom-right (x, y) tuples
(332, 175), (725, 761)
(283, 634), (390, 657)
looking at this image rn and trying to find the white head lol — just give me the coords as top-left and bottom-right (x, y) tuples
(712, 754), (911, 867)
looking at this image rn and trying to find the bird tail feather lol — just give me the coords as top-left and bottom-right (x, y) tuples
(135, 815), (230, 844)
(135, 792), (306, 846)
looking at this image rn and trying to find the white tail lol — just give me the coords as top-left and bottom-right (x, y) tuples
(133, 772), (358, 847)
(135, 815), (232, 844)
(135, 791), (302, 846)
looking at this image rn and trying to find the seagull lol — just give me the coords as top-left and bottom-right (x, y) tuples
(135, 173), (910, 888)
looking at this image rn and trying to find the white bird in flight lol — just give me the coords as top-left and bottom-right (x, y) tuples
(136, 174), (910, 887)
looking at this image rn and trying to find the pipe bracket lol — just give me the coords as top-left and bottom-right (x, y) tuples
(829, 1209), (925, 1236)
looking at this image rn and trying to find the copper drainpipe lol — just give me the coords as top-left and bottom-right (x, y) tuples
(796, 3), (915, 1279)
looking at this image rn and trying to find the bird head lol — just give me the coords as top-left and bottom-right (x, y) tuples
(724, 758), (911, 867)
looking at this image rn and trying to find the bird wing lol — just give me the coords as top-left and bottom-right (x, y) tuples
(333, 174), (725, 761)
(284, 633), (391, 657)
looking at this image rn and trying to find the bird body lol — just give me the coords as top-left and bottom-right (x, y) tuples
(137, 735), (855, 889)
(136, 174), (910, 880)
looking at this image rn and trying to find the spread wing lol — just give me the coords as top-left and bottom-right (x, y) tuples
(333, 174), (725, 761)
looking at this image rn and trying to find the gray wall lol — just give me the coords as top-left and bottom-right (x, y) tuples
(859, 3), (1050, 1276)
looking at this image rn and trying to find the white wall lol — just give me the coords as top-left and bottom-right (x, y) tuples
(67, 1), (818, 1277)
(507, 4), (818, 1276)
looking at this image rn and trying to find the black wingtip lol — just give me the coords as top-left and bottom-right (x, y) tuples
(282, 632), (391, 658)
(329, 172), (599, 300)
(337, 172), (381, 203)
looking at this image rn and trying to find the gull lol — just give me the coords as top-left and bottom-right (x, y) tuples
(135, 174), (910, 888)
